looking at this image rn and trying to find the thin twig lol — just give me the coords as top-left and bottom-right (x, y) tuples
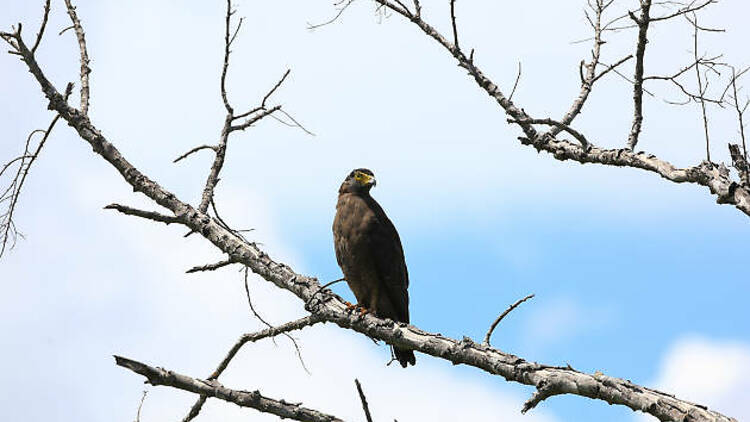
(307, 0), (356, 30)
(508, 62), (522, 102)
(31, 0), (51, 54)
(103, 204), (180, 225)
(244, 267), (311, 373)
(730, 67), (749, 167)
(181, 315), (324, 422)
(134, 390), (147, 422)
(691, 13), (711, 161)
(306, 277), (346, 308)
(355, 379), (374, 422)
(483, 294), (534, 346)
(231, 106), (282, 131)
(220, 0), (235, 114)
(549, 0), (610, 139)
(0, 82), (69, 258)
(449, 0), (459, 50)
(173, 145), (216, 163)
(186, 259), (236, 273)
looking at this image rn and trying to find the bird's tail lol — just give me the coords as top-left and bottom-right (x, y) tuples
(394, 346), (416, 368)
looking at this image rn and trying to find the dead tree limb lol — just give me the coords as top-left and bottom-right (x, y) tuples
(115, 356), (343, 422)
(0, 3), (739, 421)
(62, 0), (90, 115)
(181, 315), (324, 421)
(354, 379), (374, 422)
(483, 294), (534, 347)
(365, 0), (750, 218)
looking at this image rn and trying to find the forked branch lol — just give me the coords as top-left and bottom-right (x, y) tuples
(0, 2), (741, 421)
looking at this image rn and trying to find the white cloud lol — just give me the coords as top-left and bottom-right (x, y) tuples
(0, 128), (559, 422)
(638, 336), (750, 421)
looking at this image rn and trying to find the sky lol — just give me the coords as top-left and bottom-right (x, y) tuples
(1, 1), (749, 421)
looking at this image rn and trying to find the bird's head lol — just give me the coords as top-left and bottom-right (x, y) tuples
(339, 168), (376, 194)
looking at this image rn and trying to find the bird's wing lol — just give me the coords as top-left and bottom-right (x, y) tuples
(366, 199), (410, 323)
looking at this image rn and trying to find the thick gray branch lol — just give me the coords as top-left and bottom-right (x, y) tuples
(3, 13), (739, 422)
(114, 356), (342, 422)
(372, 0), (749, 218)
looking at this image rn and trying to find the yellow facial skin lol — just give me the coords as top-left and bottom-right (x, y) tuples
(354, 171), (375, 186)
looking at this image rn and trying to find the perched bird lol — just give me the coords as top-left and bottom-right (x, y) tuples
(332, 168), (415, 367)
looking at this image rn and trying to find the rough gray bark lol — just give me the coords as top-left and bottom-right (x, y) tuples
(370, 0), (750, 218)
(114, 356), (343, 422)
(0, 3), (739, 421)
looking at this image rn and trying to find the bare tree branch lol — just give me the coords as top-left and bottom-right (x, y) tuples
(173, 145), (217, 163)
(483, 294), (534, 346)
(307, 0), (356, 30)
(355, 379), (374, 422)
(1, 2), (742, 421)
(692, 13), (712, 161)
(365, 0), (749, 217)
(0, 82), (71, 257)
(104, 204), (180, 225)
(626, 0), (652, 150)
(31, 0), (50, 54)
(63, 0), (90, 115)
(510, 118), (589, 149)
(729, 144), (749, 186)
(133, 390), (147, 422)
(449, 0), (459, 50)
(727, 66), (749, 184)
(185, 258), (236, 273)
(8, 39), (738, 419)
(548, 0), (610, 139)
(650, 0), (717, 22)
(115, 356), (342, 422)
(182, 315), (324, 421)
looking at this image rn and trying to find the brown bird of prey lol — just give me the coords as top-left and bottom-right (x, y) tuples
(332, 168), (415, 367)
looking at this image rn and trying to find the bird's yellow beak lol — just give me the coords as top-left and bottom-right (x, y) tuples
(354, 172), (376, 186)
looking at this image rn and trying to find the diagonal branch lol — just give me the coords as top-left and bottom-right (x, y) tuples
(483, 293), (534, 346)
(173, 145), (217, 163)
(104, 203), (180, 225)
(182, 314), (324, 421)
(548, 0), (611, 139)
(115, 356), (342, 422)
(368, 0), (749, 217)
(0, 82), (71, 258)
(354, 379), (374, 422)
(185, 258), (236, 273)
(31, 0), (50, 54)
(62, 0), (90, 115)
(2, 5), (741, 421)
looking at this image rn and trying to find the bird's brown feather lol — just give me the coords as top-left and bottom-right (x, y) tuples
(333, 178), (415, 367)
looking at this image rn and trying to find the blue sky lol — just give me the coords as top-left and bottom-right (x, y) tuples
(2, 1), (749, 421)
